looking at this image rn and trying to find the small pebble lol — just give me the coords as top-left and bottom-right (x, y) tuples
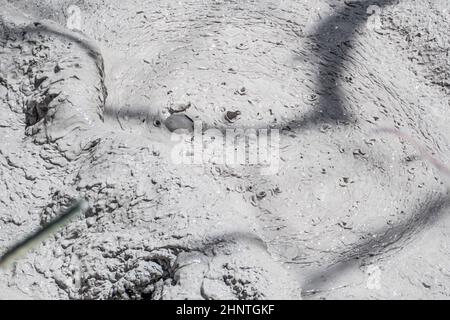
(225, 110), (241, 123)
(164, 114), (194, 132)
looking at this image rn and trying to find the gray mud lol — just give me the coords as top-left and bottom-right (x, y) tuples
(0, 0), (449, 299)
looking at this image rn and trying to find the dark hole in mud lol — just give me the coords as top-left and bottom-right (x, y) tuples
(25, 90), (60, 127)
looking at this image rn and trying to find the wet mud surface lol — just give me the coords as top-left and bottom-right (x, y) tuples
(0, 0), (449, 299)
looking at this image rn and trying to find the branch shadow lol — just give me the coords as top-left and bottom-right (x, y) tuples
(155, 190), (449, 298)
(6, 0), (448, 300)
(22, 20), (105, 74)
(2, 0), (398, 133)
(99, 0), (399, 133)
(301, 192), (450, 296)
(282, 0), (398, 131)
(1, 3), (105, 78)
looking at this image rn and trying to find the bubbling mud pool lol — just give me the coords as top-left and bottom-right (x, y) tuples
(0, 0), (449, 300)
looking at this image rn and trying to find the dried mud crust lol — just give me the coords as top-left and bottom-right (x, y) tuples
(0, 0), (449, 300)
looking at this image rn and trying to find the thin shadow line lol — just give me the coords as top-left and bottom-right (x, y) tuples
(302, 192), (450, 295)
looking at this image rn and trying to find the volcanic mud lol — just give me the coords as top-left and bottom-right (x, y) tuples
(0, 0), (449, 299)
